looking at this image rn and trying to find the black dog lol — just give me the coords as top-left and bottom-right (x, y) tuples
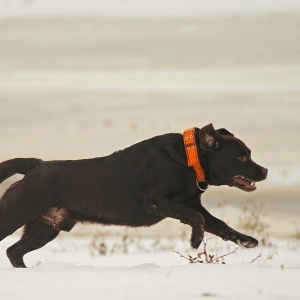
(0, 123), (267, 267)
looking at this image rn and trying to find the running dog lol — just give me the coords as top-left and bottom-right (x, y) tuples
(0, 123), (267, 267)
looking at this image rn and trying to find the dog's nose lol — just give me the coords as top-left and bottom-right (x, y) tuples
(262, 167), (268, 178)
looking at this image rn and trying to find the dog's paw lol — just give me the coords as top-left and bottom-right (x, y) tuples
(190, 236), (202, 249)
(237, 236), (259, 248)
(190, 226), (204, 249)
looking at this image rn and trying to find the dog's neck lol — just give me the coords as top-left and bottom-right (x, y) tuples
(183, 128), (209, 192)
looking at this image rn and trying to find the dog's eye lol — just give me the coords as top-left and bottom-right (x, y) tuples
(238, 155), (247, 162)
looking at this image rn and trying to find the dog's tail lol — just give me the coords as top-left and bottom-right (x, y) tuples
(0, 158), (42, 184)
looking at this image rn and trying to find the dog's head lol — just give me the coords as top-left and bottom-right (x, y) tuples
(199, 123), (267, 192)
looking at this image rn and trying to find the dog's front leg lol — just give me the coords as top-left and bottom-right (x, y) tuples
(145, 198), (205, 249)
(188, 200), (258, 248)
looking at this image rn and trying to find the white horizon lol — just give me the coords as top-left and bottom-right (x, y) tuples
(1, 0), (300, 18)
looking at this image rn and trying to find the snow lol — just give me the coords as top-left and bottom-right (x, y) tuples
(2, 265), (296, 300)
(1, 235), (300, 300)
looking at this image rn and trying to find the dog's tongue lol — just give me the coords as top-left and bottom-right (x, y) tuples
(234, 177), (256, 191)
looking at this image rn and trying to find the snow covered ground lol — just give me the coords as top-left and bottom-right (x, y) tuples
(1, 234), (300, 300)
(0, 0), (300, 299)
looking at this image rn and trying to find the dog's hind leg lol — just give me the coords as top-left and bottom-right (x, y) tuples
(0, 170), (58, 243)
(6, 209), (76, 268)
(6, 217), (60, 268)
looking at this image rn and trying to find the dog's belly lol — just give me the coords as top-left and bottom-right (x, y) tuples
(61, 193), (164, 227)
(70, 206), (165, 227)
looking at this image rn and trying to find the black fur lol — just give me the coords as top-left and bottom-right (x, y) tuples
(0, 123), (267, 267)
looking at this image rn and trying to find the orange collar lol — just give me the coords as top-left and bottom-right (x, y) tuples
(183, 128), (208, 190)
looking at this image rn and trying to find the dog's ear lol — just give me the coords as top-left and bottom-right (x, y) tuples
(216, 128), (234, 137)
(199, 123), (222, 151)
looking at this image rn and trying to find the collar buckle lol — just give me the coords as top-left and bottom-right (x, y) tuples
(196, 181), (209, 192)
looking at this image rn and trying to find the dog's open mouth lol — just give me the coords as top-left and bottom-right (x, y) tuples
(233, 175), (256, 192)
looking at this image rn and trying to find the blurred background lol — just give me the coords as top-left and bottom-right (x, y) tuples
(0, 0), (299, 239)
